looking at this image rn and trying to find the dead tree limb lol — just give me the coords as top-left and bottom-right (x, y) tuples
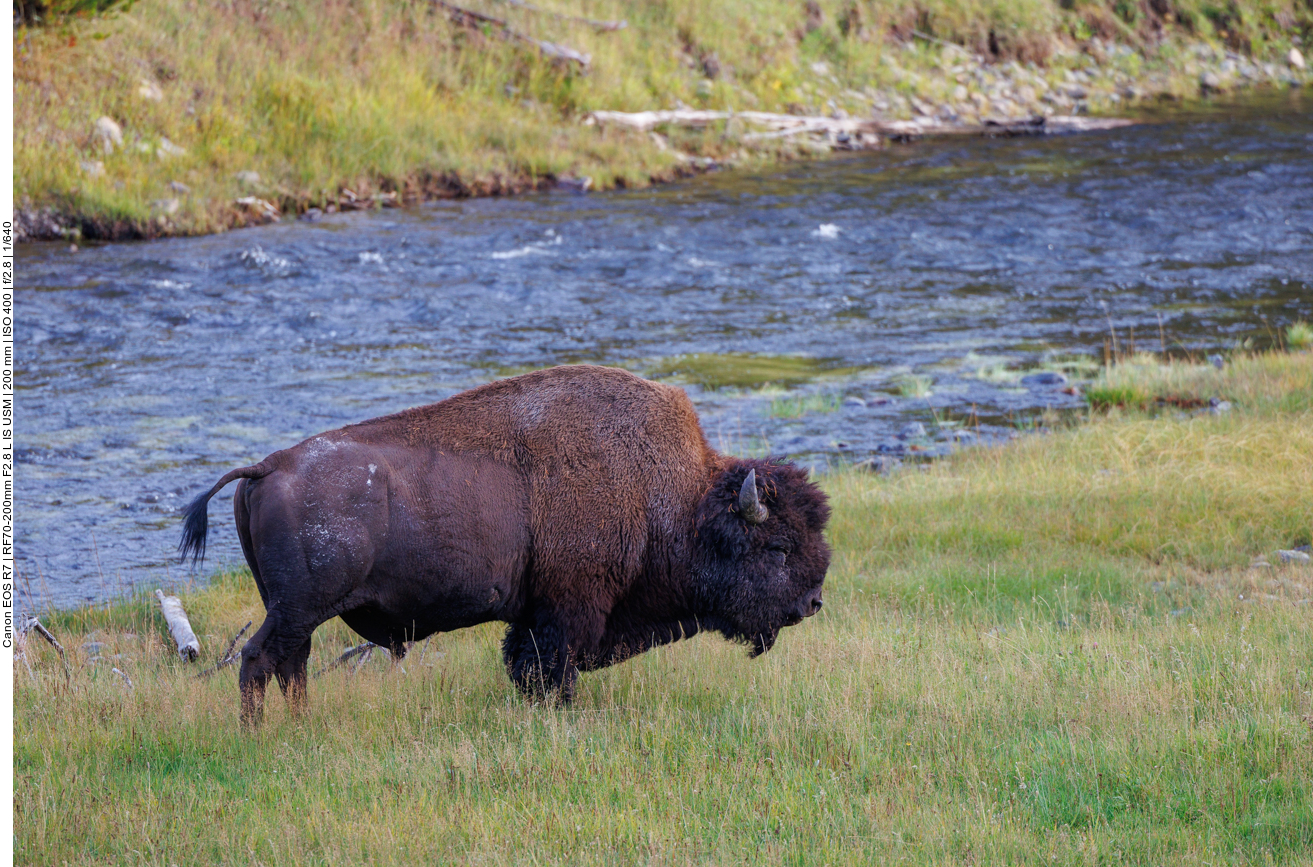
(492, 0), (626, 31)
(195, 620), (252, 680)
(430, 0), (591, 68)
(22, 617), (71, 684)
(313, 642), (383, 679)
(111, 667), (134, 691)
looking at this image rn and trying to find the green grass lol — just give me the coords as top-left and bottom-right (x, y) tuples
(15, 0), (1313, 239)
(16, 349), (1313, 864)
(1085, 349), (1313, 413)
(767, 391), (843, 419)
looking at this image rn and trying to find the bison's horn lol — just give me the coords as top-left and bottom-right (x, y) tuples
(738, 469), (769, 524)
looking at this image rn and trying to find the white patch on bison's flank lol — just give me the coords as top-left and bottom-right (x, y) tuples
(368, 464), (377, 475)
(303, 436), (341, 460)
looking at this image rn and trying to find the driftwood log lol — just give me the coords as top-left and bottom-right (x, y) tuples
(155, 589), (201, 662)
(871, 114), (1136, 139)
(586, 109), (1135, 150)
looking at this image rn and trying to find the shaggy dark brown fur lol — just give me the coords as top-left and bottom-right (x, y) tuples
(180, 365), (830, 727)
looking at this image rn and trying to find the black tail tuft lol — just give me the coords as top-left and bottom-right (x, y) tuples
(177, 461), (275, 568)
(178, 491), (212, 566)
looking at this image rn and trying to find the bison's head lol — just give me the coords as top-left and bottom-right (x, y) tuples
(692, 459), (831, 656)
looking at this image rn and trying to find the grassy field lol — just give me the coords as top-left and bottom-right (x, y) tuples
(15, 346), (1313, 865)
(15, 0), (1313, 240)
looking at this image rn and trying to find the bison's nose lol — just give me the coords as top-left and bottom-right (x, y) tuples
(801, 587), (824, 618)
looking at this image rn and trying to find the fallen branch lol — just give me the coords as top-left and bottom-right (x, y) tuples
(430, 0), (591, 68)
(492, 0), (625, 31)
(22, 617), (71, 683)
(313, 642), (384, 678)
(156, 589), (201, 662)
(111, 667), (134, 691)
(195, 620), (252, 680)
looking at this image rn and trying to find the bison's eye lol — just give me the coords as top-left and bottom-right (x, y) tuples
(767, 543), (790, 564)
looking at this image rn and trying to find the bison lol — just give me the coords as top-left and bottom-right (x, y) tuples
(180, 365), (830, 726)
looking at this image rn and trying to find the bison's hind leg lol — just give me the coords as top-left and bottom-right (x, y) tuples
(239, 614), (315, 729)
(274, 637), (313, 718)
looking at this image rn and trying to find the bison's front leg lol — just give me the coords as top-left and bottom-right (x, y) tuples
(503, 610), (595, 704)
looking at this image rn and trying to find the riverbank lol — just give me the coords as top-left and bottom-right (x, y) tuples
(15, 344), (1312, 863)
(14, 0), (1311, 242)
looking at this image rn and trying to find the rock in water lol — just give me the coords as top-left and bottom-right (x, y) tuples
(1021, 371), (1068, 386)
(897, 422), (928, 440)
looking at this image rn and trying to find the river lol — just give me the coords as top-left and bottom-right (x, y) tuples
(16, 92), (1312, 609)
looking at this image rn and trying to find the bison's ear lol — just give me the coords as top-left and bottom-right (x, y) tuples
(738, 469), (769, 525)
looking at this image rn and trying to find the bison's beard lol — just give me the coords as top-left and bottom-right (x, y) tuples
(748, 629), (780, 658)
(699, 613), (781, 658)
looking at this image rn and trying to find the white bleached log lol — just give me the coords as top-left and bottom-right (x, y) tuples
(872, 114), (1135, 138)
(155, 589), (201, 662)
(586, 109), (1135, 144)
(586, 109), (879, 134)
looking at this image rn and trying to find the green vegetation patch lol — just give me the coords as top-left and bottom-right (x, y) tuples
(645, 352), (858, 390)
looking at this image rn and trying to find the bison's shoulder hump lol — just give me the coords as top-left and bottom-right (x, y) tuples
(340, 366), (709, 460)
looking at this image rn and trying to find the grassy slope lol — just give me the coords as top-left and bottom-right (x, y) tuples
(14, 0), (1313, 239)
(15, 349), (1313, 865)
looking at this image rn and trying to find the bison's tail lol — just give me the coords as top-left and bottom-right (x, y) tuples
(178, 461), (276, 566)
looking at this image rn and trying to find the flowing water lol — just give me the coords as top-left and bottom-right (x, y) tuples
(17, 92), (1313, 609)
